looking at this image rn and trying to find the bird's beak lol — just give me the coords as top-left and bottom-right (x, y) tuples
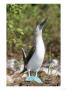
(39, 18), (47, 30)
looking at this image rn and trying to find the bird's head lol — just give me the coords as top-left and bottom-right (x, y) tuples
(35, 18), (47, 36)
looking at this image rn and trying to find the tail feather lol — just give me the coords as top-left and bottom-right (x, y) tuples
(20, 66), (27, 73)
(22, 48), (26, 60)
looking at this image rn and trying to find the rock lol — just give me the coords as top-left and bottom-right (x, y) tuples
(7, 58), (24, 73)
(7, 75), (14, 85)
(22, 73), (27, 78)
(7, 71), (60, 86)
(7, 59), (16, 71)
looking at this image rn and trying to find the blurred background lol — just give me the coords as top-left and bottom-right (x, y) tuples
(7, 4), (60, 61)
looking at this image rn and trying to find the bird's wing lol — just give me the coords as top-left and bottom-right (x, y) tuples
(24, 46), (35, 65)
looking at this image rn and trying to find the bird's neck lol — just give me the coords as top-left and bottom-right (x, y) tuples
(36, 34), (42, 41)
(35, 34), (44, 47)
(35, 34), (45, 56)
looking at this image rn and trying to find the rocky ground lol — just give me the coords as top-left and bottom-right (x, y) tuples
(7, 53), (60, 86)
(7, 69), (60, 86)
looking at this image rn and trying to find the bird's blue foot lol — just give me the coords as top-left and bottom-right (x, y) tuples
(26, 76), (34, 81)
(25, 76), (43, 83)
(34, 76), (43, 83)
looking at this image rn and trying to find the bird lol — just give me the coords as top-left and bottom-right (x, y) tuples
(22, 19), (47, 83)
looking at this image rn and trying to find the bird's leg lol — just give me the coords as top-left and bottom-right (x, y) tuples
(35, 71), (38, 77)
(26, 70), (34, 81)
(26, 70), (43, 83)
(28, 70), (30, 77)
(33, 71), (43, 83)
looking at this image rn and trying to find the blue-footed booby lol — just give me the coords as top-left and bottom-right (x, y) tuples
(22, 19), (47, 83)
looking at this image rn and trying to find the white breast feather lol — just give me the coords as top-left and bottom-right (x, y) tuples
(27, 36), (45, 71)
